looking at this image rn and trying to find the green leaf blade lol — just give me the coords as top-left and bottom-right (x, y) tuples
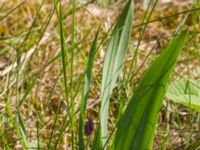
(114, 31), (188, 150)
(166, 79), (200, 112)
(100, 0), (134, 146)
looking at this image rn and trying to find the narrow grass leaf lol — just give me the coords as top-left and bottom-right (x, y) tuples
(100, 0), (134, 146)
(113, 31), (188, 150)
(53, 0), (73, 147)
(79, 27), (100, 150)
(16, 108), (28, 145)
(0, 0), (26, 22)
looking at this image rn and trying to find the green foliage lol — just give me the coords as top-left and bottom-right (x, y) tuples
(166, 79), (200, 112)
(16, 108), (28, 145)
(1, 0), (200, 149)
(113, 31), (188, 150)
(79, 28), (100, 150)
(100, 0), (134, 146)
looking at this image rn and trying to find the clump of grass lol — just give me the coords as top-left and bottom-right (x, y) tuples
(0, 0), (200, 149)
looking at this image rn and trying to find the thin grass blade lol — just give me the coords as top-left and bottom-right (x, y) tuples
(16, 108), (28, 145)
(79, 27), (100, 150)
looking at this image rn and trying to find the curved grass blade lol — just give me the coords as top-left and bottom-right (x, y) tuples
(100, 0), (134, 146)
(113, 31), (188, 150)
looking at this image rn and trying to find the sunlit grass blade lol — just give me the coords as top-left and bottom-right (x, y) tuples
(113, 31), (188, 150)
(78, 27), (100, 150)
(53, 0), (74, 148)
(100, 0), (134, 146)
(127, 0), (158, 83)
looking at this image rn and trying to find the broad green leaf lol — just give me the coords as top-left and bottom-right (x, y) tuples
(100, 0), (134, 146)
(166, 79), (200, 112)
(113, 31), (188, 150)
